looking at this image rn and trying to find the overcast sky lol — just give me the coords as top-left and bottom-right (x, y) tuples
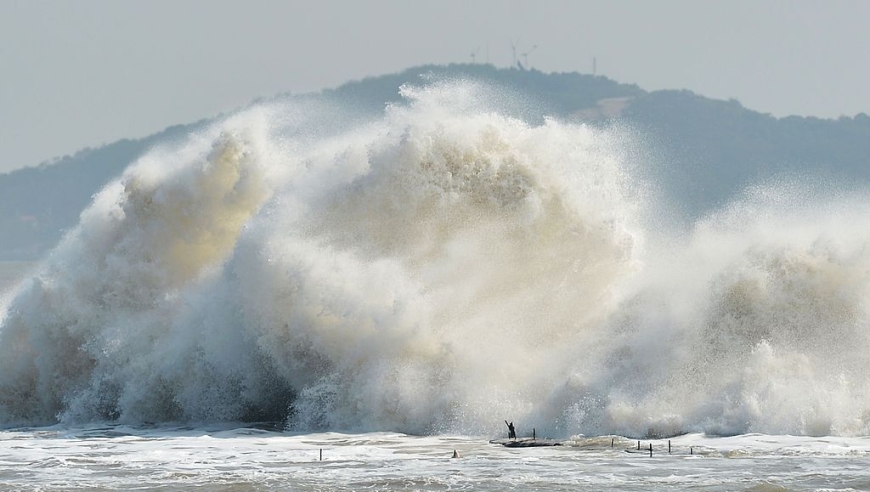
(2, 0), (869, 174)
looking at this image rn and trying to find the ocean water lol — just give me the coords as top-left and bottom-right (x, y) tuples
(1, 426), (870, 490)
(2, 81), (870, 488)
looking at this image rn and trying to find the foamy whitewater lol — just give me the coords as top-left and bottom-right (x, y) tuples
(2, 81), (870, 489)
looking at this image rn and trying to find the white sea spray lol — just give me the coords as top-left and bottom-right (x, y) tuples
(1, 82), (869, 438)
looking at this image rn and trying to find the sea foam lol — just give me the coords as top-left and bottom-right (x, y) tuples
(1, 82), (868, 438)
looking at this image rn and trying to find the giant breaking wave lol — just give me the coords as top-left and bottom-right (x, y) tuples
(2, 82), (870, 438)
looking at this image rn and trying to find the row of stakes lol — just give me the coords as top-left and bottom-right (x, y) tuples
(315, 439), (694, 461)
(611, 437), (695, 457)
(517, 427), (695, 457)
(510, 427), (695, 458)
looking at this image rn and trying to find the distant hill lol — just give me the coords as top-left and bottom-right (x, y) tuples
(324, 63), (644, 117)
(0, 122), (204, 260)
(624, 90), (870, 213)
(1, 64), (869, 260)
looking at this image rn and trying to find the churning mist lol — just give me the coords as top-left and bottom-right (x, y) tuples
(1, 81), (869, 438)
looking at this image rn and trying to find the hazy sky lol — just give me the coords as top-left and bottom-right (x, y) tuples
(2, 0), (869, 174)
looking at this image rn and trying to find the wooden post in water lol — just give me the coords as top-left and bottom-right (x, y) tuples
(320, 448), (322, 461)
(649, 443), (652, 457)
(611, 437), (614, 448)
(533, 428), (536, 441)
(637, 440), (640, 450)
(668, 440), (671, 454)
(690, 447), (693, 455)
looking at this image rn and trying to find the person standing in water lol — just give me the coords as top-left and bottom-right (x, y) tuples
(505, 420), (516, 440)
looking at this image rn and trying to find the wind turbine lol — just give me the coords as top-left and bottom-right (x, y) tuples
(470, 47), (480, 64)
(510, 37), (521, 68)
(522, 45), (537, 69)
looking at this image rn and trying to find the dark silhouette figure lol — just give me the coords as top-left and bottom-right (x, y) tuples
(505, 420), (516, 440)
